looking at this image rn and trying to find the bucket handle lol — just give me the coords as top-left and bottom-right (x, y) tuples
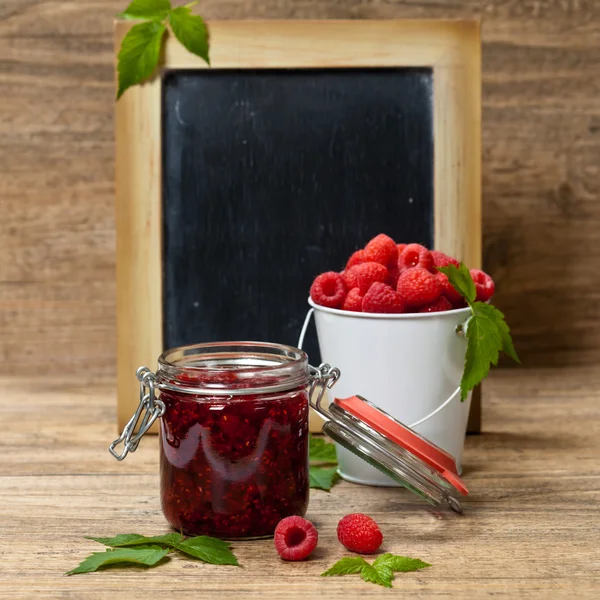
(297, 308), (462, 429)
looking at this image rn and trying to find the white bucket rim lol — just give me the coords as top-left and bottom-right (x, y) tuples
(307, 297), (471, 320)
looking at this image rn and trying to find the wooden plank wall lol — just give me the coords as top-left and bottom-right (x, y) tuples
(1, 1), (599, 376)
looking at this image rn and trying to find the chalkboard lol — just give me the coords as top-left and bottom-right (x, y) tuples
(162, 68), (434, 361)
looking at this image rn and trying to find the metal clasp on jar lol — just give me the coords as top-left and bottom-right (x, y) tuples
(308, 363), (341, 411)
(109, 367), (165, 461)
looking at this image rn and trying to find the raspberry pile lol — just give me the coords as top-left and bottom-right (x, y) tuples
(310, 234), (495, 313)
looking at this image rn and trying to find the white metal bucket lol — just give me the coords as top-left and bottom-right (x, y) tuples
(302, 299), (472, 486)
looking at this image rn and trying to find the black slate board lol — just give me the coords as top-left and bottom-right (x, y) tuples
(162, 68), (434, 362)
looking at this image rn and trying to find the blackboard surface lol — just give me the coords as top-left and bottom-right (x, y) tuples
(162, 68), (434, 361)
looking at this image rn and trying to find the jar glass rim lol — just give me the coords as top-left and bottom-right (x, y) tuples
(156, 341), (310, 396)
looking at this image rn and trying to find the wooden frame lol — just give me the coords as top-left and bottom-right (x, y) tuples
(115, 19), (482, 431)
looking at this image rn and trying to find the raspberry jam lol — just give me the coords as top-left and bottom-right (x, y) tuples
(155, 343), (311, 539)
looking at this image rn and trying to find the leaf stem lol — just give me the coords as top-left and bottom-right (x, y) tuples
(185, 1), (199, 8)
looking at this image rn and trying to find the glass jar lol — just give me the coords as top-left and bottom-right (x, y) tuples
(111, 342), (468, 531)
(155, 342), (311, 538)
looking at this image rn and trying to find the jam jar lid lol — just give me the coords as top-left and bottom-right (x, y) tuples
(156, 341), (310, 396)
(310, 365), (468, 513)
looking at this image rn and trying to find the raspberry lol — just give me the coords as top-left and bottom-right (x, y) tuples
(362, 282), (405, 314)
(419, 296), (453, 313)
(274, 516), (318, 561)
(386, 265), (400, 288)
(353, 262), (388, 294)
(346, 249), (366, 270)
(310, 272), (347, 309)
(397, 267), (442, 308)
(398, 243), (434, 272)
(342, 287), (364, 312)
(431, 250), (459, 269)
(364, 234), (398, 268)
(397, 243), (407, 254)
(341, 267), (358, 290)
(470, 269), (495, 302)
(337, 513), (383, 554)
(436, 271), (462, 304)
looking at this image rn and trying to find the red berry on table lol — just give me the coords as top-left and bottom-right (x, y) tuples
(274, 516), (319, 561)
(342, 287), (364, 312)
(364, 233), (398, 268)
(436, 271), (463, 305)
(353, 262), (388, 295)
(397, 267), (442, 309)
(470, 269), (495, 302)
(431, 250), (460, 269)
(362, 282), (405, 314)
(398, 243), (434, 272)
(310, 271), (347, 309)
(346, 249), (367, 270)
(337, 513), (383, 554)
(419, 296), (453, 313)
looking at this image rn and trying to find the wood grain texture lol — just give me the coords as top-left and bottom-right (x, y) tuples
(1, 368), (599, 598)
(115, 25), (163, 432)
(1, 1), (600, 377)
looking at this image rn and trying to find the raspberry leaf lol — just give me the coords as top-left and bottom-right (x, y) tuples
(168, 6), (210, 65)
(360, 563), (393, 588)
(473, 302), (520, 364)
(175, 537), (239, 565)
(309, 466), (339, 491)
(437, 263), (476, 304)
(373, 553), (431, 572)
(180, 535), (232, 551)
(309, 435), (338, 464)
(117, 20), (167, 99)
(437, 263), (519, 401)
(84, 532), (239, 566)
(66, 546), (170, 575)
(86, 533), (183, 547)
(322, 554), (431, 588)
(117, 0), (172, 20)
(460, 301), (520, 401)
(309, 435), (340, 491)
(321, 557), (369, 576)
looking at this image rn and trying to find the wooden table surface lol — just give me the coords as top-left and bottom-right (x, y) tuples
(1, 368), (599, 599)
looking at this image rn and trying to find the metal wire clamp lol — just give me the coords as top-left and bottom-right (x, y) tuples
(109, 367), (165, 461)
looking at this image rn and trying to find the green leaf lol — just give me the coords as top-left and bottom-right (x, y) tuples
(437, 263), (519, 400)
(86, 532), (239, 566)
(321, 557), (369, 576)
(181, 535), (232, 551)
(168, 6), (210, 65)
(309, 436), (339, 489)
(321, 554), (432, 588)
(360, 563), (393, 588)
(86, 533), (183, 548)
(459, 301), (520, 401)
(373, 553), (431, 572)
(117, 0), (172, 20)
(474, 302), (521, 364)
(309, 435), (338, 464)
(437, 263), (477, 305)
(175, 536), (239, 566)
(66, 546), (169, 575)
(117, 20), (166, 99)
(309, 466), (339, 491)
